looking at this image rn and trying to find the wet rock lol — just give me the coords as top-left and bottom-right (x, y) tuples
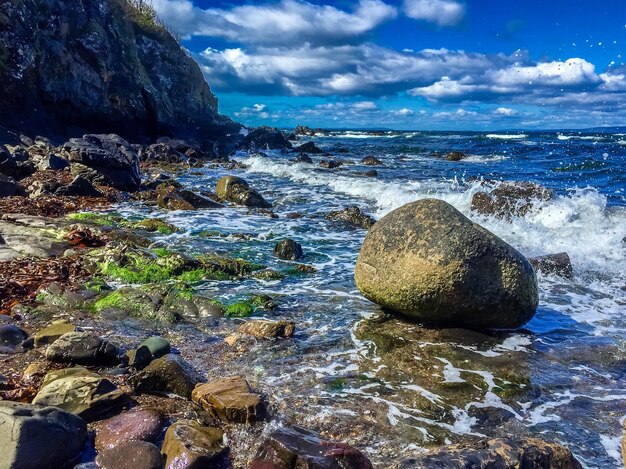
(444, 151), (467, 161)
(319, 159), (342, 169)
(0, 401), (87, 469)
(96, 441), (163, 469)
(294, 154), (313, 163)
(241, 126), (292, 150)
(0, 174), (21, 198)
(401, 437), (582, 468)
(293, 141), (323, 154)
(32, 367), (129, 421)
(361, 155), (382, 165)
(191, 376), (266, 423)
(294, 125), (317, 137)
(274, 239), (304, 260)
(354, 199), (538, 329)
(363, 170), (378, 177)
(471, 181), (553, 218)
(126, 336), (171, 369)
(62, 134), (141, 191)
(54, 175), (103, 197)
(215, 175), (271, 208)
(0, 324), (28, 354)
(156, 183), (222, 210)
(161, 420), (228, 469)
(238, 320), (295, 339)
(94, 407), (165, 451)
(249, 425), (373, 469)
(33, 320), (75, 347)
(131, 354), (199, 399)
(45, 332), (120, 366)
(529, 252), (574, 279)
(326, 206), (376, 229)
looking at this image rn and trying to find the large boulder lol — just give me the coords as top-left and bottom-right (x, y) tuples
(354, 199), (538, 329)
(249, 425), (373, 469)
(0, 401), (87, 469)
(62, 135), (141, 191)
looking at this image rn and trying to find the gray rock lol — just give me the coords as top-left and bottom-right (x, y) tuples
(54, 176), (103, 197)
(0, 324), (28, 354)
(131, 354), (199, 399)
(293, 141), (323, 154)
(354, 199), (538, 329)
(0, 401), (87, 469)
(274, 239), (304, 260)
(45, 332), (120, 366)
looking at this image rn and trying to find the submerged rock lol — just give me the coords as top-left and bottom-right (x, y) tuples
(238, 320), (295, 339)
(529, 252), (574, 279)
(274, 238), (304, 260)
(400, 437), (582, 468)
(0, 401), (87, 469)
(156, 183), (223, 210)
(444, 151), (467, 161)
(95, 441), (163, 469)
(326, 206), (376, 229)
(45, 332), (120, 366)
(131, 354), (199, 399)
(32, 367), (129, 421)
(215, 175), (271, 208)
(471, 181), (553, 218)
(161, 420), (228, 469)
(354, 199), (538, 329)
(294, 153), (313, 163)
(293, 141), (323, 154)
(361, 155), (382, 165)
(191, 376), (266, 423)
(249, 425), (373, 469)
(319, 159), (342, 169)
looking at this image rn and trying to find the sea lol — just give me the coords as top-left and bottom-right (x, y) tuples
(117, 130), (626, 467)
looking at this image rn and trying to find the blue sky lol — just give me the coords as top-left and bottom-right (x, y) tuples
(152, 0), (626, 130)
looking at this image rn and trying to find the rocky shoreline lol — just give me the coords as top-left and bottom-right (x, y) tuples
(0, 127), (588, 469)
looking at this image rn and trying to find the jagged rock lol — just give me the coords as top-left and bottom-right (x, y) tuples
(62, 135), (140, 191)
(161, 420), (228, 469)
(94, 407), (164, 451)
(0, 174), (21, 198)
(45, 332), (120, 366)
(293, 141), (323, 154)
(361, 155), (382, 165)
(354, 199), (538, 329)
(0, 401), (87, 469)
(241, 126), (292, 150)
(444, 151), (467, 161)
(294, 153), (313, 163)
(249, 425), (373, 469)
(529, 252), (574, 279)
(95, 441), (163, 469)
(399, 438), (582, 468)
(326, 206), (376, 229)
(294, 125), (317, 136)
(274, 239), (304, 260)
(156, 183), (222, 210)
(191, 376), (266, 423)
(0, 324), (28, 354)
(34, 321), (75, 347)
(215, 175), (271, 208)
(471, 181), (553, 218)
(238, 320), (295, 339)
(54, 175), (103, 197)
(319, 159), (342, 169)
(32, 367), (129, 421)
(131, 354), (199, 399)
(37, 153), (70, 171)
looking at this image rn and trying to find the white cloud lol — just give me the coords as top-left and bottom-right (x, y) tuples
(403, 0), (465, 27)
(352, 101), (378, 110)
(394, 108), (415, 115)
(494, 107), (518, 116)
(152, 0), (397, 46)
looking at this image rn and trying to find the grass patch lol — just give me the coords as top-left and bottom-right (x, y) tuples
(224, 301), (256, 318)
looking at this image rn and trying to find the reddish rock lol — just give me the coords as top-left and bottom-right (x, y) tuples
(95, 407), (165, 452)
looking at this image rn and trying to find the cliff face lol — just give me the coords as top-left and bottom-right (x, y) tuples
(0, 0), (240, 148)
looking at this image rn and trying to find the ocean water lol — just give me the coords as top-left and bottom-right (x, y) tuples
(120, 130), (626, 467)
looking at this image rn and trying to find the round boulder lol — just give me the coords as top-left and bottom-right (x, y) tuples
(354, 199), (538, 329)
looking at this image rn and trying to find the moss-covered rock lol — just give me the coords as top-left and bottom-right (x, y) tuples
(130, 218), (180, 235)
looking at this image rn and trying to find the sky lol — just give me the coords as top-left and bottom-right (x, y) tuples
(151, 0), (626, 130)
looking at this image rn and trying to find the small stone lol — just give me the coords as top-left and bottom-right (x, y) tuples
(45, 332), (120, 366)
(191, 376), (266, 423)
(361, 155), (382, 165)
(529, 252), (574, 279)
(274, 238), (304, 260)
(161, 420), (228, 469)
(326, 206), (375, 229)
(319, 159), (342, 169)
(33, 320), (75, 347)
(249, 425), (373, 469)
(32, 367), (129, 421)
(238, 320), (295, 339)
(22, 362), (48, 382)
(95, 407), (165, 452)
(96, 441), (163, 469)
(131, 354), (199, 399)
(444, 151), (467, 161)
(0, 401), (87, 469)
(0, 324), (28, 354)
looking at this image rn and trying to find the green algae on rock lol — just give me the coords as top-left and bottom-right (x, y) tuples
(355, 198), (538, 329)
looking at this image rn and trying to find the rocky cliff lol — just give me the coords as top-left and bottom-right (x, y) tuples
(0, 0), (240, 150)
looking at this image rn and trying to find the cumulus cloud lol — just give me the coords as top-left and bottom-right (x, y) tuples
(235, 103), (271, 119)
(403, 0), (465, 26)
(152, 0), (397, 46)
(494, 107), (518, 116)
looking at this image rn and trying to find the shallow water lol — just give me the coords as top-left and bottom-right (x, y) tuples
(121, 130), (625, 467)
